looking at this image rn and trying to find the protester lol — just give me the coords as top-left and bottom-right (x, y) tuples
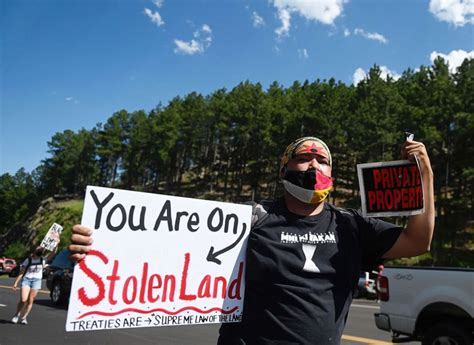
(11, 245), (58, 325)
(375, 263), (385, 303)
(69, 136), (435, 345)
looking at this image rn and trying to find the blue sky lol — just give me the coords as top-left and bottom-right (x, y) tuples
(1, 0), (473, 175)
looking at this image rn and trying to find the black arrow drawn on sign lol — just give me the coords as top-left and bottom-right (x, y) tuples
(206, 223), (247, 265)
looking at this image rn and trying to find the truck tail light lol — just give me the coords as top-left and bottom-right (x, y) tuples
(377, 276), (389, 301)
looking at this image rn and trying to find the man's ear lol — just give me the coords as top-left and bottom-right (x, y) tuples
(280, 166), (286, 179)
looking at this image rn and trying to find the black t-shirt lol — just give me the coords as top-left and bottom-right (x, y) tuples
(219, 199), (402, 345)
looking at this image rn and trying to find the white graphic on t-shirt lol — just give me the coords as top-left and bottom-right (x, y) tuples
(302, 244), (320, 273)
(281, 231), (336, 244)
(28, 265), (42, 274)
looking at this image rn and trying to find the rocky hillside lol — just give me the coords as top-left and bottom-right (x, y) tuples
(0, 197), (83, 259)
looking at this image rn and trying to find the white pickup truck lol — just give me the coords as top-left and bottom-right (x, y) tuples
(374, 266), (474, 345)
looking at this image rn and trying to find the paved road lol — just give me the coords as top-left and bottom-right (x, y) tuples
(0, 277), (419, 345)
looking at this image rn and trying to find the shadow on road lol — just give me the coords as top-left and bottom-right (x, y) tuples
(34, 298), (68, 310)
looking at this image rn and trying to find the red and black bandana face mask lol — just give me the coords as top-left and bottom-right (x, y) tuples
(282, 168), (333, 204)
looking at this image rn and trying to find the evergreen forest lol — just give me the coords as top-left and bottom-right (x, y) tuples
(1, 58), (473, 267)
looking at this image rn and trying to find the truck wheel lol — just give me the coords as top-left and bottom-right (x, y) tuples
(50, 281), (66, 306)
(422, 323), (472, 345)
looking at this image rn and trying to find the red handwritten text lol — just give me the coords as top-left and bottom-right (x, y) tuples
(77, 250), (244, 307)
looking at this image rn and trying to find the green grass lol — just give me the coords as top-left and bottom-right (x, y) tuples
(59, 199), (84, 213)
(49, 200), (84, 250)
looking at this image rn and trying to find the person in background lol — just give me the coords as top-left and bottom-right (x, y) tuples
(69, 136), (435, 345)
(11, 244), (58, 325)
(375, 263), (385, 303)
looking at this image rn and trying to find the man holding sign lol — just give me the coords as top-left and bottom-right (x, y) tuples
(70, 136), (435, 345)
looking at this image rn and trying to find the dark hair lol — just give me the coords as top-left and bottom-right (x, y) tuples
(34, 247), (44, 256)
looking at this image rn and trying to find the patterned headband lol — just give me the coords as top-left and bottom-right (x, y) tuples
(280, 136), (332, 168)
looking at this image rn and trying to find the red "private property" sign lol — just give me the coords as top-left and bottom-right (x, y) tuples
(357, 160), (425, 217)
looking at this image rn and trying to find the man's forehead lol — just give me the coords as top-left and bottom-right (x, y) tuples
(293, 140), (330, 158)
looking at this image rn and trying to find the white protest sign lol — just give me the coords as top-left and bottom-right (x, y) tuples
(66, 186), (251, 332)
(40, 223), (63, 251)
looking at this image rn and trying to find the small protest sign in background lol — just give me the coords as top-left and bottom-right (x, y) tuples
(40, 223), (63, 251)
(66, 186), (251, 332)
(357, 160), (424, 217)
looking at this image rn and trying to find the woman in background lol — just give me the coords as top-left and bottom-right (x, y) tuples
(11, 245), (57, 325)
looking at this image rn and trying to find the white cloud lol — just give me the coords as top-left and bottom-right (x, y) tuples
(174, 24), (213, 55)
(430, 49), (474, 73)
(252, 11), (265, 27)
(144, 8), (164, 26)
(354, 28), (388, 44)
(379, 66), (401, 80)
(174, 39), (203, 55)
(429, 0), (474, 26)
(153, 0), (164, 8)
(275, 8), (291, 37)
(298, 48), (309, 59)
(65, 97), (80, 104)
(343, 28), (351, 37)
(352, 66), (401, 84)
(272, 0), (346, 37)
(193, 24), (212, 39)
(352, 68), (366, 85)
(201, 24), (212, 34)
